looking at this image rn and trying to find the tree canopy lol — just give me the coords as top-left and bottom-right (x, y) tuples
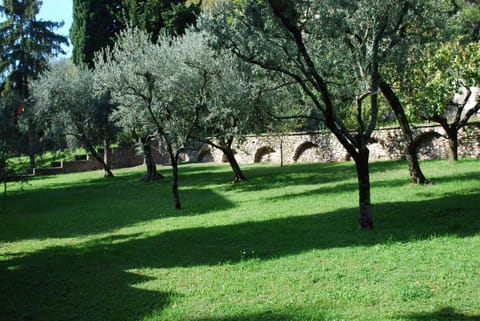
(406, 40), (480, 161)
(70, 0), (125, 67)
(0, 0), (67, 96)
(31, 60), (115, 177)
(94, 27), (194, 207)
(199, 0), (455, 229)
(0, 0), (68, 170)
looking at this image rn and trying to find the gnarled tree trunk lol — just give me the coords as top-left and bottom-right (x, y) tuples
(440, 124), (459, 162)
(444, 126), (459, 162)
(220, 138), (246, 182)
(379, 81), (428, 184)
(223, 147), (246, 182)
(103, 135), (112, 174)
(141, 135), (164, 181)
(204, 137), (247, 183)
(84, 141), (114, 178)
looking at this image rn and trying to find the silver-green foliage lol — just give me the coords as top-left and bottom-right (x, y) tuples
(95, 28), (199, 151)
(94, 28), (162, 140)
(199, 0), (447, 229)
(94, 26), (262, 150)
(200, 0), (444, 135)
(94, 27), (265, 206)
(30, 60), (114, 162)
(32, 61), (97, 143)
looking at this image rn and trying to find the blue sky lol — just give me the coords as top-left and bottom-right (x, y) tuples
(38, 0), (73, 57)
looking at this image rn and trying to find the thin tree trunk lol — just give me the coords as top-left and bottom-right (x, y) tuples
(85, 143), (114, 178)
(379, 81), (428, 184)
(103, 135), (111, 172)
(280, 140), (284, 167)
(353, 148), (373, 230)
(28, 122), (36, 174)
(214, 138), (247, 182)
(223, 147), (247, 182)
(166, 143), (181, 209)
(171, 160), (181, 209)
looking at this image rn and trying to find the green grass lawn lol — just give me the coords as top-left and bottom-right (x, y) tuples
(0, 159), (479, 321)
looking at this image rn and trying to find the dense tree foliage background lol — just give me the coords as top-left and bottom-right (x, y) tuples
(71, 0), (200, 67)
(0, 0), (68, 171)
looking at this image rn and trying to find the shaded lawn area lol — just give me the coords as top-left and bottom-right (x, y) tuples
(0, 159), (479, 321)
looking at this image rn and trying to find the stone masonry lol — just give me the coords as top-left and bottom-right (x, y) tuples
(191, 123), (480, 164)
(35, 123), (480, 175)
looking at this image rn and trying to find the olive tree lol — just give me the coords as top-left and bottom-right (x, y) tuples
(201, 0), (441, 229)
(182, 31), (287, 182)
(375, 0), (461, 183)
(379, 1), (477, 166)
(30, 60), (115, 177)
(95, 26), (272, 205)
(95, 28), (205, 209)
(408, 41), (480, 161)
(187, 45), (252, 182)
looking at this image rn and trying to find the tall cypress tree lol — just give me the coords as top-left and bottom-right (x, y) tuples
(70, 0), (125, 68)
(71, 0), (200, 68)
(123, 0), (199, 41)
(0, 0), (68, 170)
(0, 0), (67, 98)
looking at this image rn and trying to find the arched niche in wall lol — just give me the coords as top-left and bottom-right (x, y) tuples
(367, 137), (388, 160)
(414, 131), (444, 149)
(254, 146), (275, 163)
(293, 142), (319, 162)
(197, 149), (214, 163)
(414, 130), (446, 159)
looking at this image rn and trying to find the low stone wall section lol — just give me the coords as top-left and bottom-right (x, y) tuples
(191, 123), (480, 164)
(35, 145), (145, 176)
(35, 123), (480, 175)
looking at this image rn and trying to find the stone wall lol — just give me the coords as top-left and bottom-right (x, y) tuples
(35, 156), (104, 176)
(35, 123), (480, 175)
(109, 146), (145, 168)
(189, 123), (480, 164)
(35, 145), (145, 176)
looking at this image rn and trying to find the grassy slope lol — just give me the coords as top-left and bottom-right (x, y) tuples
(0, 159), (479, 321)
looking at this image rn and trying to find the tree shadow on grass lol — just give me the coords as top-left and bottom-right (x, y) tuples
(219, 160), (416, 194)
(262, 170), (480, 203)
(0, 243), (175, 321)
(1, 193), (479, 321)
(0, 161), (370, 242)
(0, 182), (235, 242)
(21, 192), (475, 270)
(184, 309), (328, 321)
(401, 307), (480, 321)
(220, 162), (357, 194)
